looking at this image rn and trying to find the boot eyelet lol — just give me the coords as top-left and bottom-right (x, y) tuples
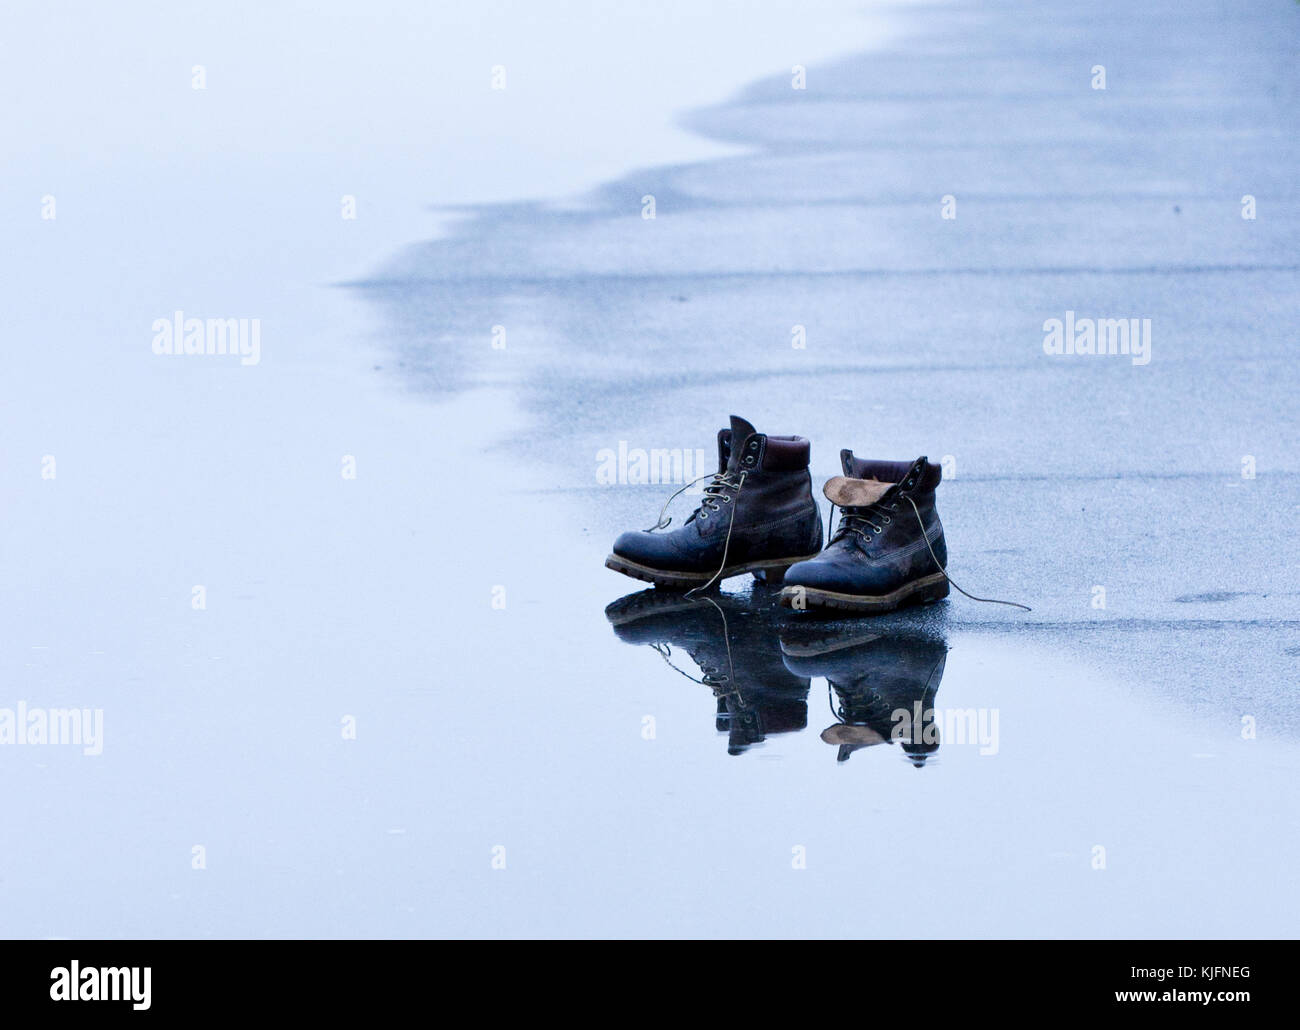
(721, 496), (731, 503)
(873, 527), (881, 534)
(883, 516), (891, 524)
(743, 456), (755, 466)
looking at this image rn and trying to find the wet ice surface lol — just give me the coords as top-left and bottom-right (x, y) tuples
(350, 0), (1300, 936)
(365, 3), (1300, 721)
(3, 0), (1299, 939)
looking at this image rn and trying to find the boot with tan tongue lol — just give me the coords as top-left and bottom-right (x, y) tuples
(780, 450), (950, 613)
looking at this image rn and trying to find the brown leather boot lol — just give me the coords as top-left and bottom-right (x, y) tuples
(781, 452), (949, 613)
(606, 416), (823, 590)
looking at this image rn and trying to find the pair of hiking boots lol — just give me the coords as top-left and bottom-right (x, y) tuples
(605, 415), (950, 614)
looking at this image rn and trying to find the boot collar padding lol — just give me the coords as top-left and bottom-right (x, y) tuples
(761, 435), (810, 471)
(720, 430), (810, 473)
(841, 452), (940, 491)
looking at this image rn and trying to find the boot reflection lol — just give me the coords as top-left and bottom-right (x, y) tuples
(779, 627), (948, 765)
(605, 586), (808, 755)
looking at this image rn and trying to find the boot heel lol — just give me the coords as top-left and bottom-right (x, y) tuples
(914, 576), (950, 605)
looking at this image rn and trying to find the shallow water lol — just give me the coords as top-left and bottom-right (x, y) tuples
(591, 584), (1298, 937)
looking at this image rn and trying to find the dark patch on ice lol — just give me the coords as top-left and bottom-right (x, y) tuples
(1174, 591), (1254, 603)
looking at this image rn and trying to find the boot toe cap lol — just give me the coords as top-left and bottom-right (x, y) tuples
(783, 556), (861, 594)
(612, 529), (691, 571)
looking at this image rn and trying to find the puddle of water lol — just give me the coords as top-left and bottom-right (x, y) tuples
(577, 578), (1300, 938)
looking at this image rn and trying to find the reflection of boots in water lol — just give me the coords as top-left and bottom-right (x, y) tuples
(779, 627), (947, 765)
(606, 587), (809, 755)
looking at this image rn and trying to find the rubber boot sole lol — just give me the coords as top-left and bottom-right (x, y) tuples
(779, 572), (950, 613)
(604, 551), (822, 590)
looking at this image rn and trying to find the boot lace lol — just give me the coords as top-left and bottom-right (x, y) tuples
(645, 470), (746, 531)
(643, 470), (749, 597)
(828, 499), (894, 545)
(825, 494), (1032, 612)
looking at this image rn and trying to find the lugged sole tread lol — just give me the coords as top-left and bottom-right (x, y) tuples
(779, 573), (950, 613)
(604, 551), (821, 590)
